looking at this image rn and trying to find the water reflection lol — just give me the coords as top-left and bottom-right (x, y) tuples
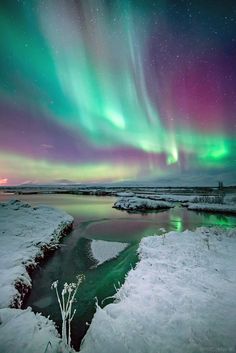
(194, 211), (229, 226)
(0, 193), (235, 231)
(24, 233), (138, 350)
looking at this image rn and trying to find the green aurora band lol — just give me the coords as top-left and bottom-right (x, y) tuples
(0, 0), (235, 185)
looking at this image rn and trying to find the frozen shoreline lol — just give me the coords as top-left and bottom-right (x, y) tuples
(80, 227), (236, 353)
(0, 199), (73, 353)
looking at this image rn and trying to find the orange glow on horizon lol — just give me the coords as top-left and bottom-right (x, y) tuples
(0, 178), (8, 185)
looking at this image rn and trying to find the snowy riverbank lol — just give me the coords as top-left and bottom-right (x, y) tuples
(0, 307), (62, 353)
(80, 227), (236, 353)
(0, 199), (73, 353)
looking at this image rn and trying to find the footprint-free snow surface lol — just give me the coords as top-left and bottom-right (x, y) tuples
(81, 227), (236, 353)
(90, 240), (128, 265)
(0, 199), (73, 308)
(0, 199), (73, 353)
(113, 196), (173, 211)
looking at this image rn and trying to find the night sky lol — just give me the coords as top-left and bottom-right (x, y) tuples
(0, 0), (236, 185)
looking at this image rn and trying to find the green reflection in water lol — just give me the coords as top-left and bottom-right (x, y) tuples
(170, 215), (183, 232)
(195, 211), (233, 227)
(26, 237), (138, 351)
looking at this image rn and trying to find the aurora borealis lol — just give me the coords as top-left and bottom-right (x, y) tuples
(0, 0), (236, 185)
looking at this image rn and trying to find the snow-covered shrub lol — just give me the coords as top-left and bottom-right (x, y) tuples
(51, 275), (85, 349)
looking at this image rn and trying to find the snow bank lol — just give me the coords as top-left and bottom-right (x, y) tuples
(113, 196), (173, 211)
(0, 199), (73, 308)
(90, 240), (128, 265)
(0, 200), (74, 353)
(80, 227), (236, 353)
(135, 194), (197, 202)
(116, 192), (135, 197)
(188, 202), (236, 215)
(0, 307), (62, 353)
(156, 194), (197, 202)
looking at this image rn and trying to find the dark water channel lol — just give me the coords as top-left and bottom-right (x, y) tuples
(1, 193), (236, 350)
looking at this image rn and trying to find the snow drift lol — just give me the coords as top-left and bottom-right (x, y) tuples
(0, 199), (74, 353)
(80, 227), (236, 353)
(0, 307), (62, 353)
(0, 199), (73, 308)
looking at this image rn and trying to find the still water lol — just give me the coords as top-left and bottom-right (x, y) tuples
(1, 193), (236, 350)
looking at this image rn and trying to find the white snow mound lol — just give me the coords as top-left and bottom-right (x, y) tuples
(113, 196), (173, 211)
(80, 227), (236, 353)
(0, 307), (63, 353)
(0, 199), (73, 308)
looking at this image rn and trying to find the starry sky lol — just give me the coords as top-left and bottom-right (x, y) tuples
(0, 0), (236, 186)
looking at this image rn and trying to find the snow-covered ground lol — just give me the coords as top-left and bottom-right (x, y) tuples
(0, 199), (74, 353)
(137, 193), (197, 203)
(116, 192), (135, 197)
(0, 199), (73, 308)
(80, 227), (236, 353)
(187, 202), (236, 214)
(132, 192), (236, 205)
(90, 240), (129, 266)
(0, 307), (62, 353)
(113, 196), (173, 211)
(156, 194), (198, 202)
